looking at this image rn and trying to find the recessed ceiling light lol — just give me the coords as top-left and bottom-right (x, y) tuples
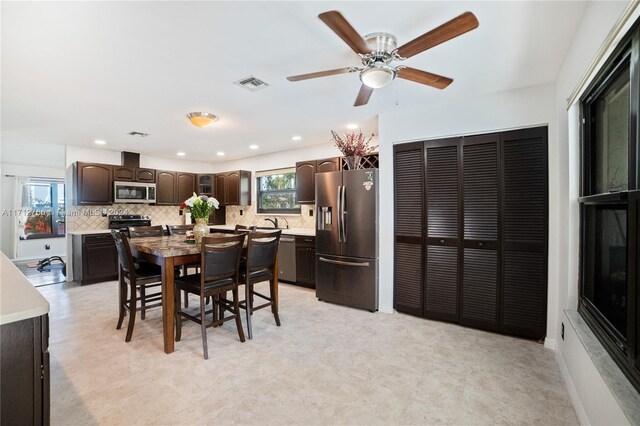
(94, 140), (106, 145)
(346, 123), (358, 130)
(216, 151), (225, 156)
(291, 135), (302, 141)
(249, 145), (259, 150)
(177, 152), (186, 156)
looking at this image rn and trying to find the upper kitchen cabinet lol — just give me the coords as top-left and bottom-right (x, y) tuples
(197, 174), (214, 196)
(155, 170), (177, 205)
(74, 162), (113, 205)
(176, 172), (196, 204)
(113, 166), (156, 183)
(295, 157), (340, 204)
(214, 170), (251, 205)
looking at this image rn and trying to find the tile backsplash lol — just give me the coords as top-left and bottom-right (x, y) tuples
(66, 203), (316, 231)
(225, 205), (316, 230)
(67, 204), (183, 232)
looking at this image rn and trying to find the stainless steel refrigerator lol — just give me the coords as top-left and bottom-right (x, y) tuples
(315, 169), (378, 311)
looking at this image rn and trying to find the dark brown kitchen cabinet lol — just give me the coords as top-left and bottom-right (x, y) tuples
(74, 162), (113, 205)
(393, 126), (548, 340)
(176, 172), (196, 205)
(295, 236), (316, 287)
(136, 168), (156, 182)
(114, 166), (135, 181)
(114, 166), (156, 183)
(1, 314), (49, 425)
(197, 174), (214, 196)
(156, 170), (177, 205)
(295, 157), (341, 204)
(214, 170), (251, 206)
(72, 233), (118, 285)
(215, 174), (227, 204)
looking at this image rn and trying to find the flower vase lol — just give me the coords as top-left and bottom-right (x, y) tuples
(192, 218), (209, 245)
(345, 155), (361, 170)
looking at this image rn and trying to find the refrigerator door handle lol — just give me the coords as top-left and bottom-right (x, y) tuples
(318, 257), (370, 267)
(341, 184), (347, 242)
(336, 185), (342, 242)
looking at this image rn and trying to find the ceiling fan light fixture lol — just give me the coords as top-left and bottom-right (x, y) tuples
(187, 112), (219, 128)
(360, 64), (395, 89)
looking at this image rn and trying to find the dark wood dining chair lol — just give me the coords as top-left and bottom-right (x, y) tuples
(111, 230), (163, 342)
(167, 224), (199, 307)
(174, 234), (247, 359)
(127, 225), (165, 317)
(166, 224), (194, 235)
(238, 230), (282, 339)
(128, 225), (164, 238)
(234, 224), (257, 232)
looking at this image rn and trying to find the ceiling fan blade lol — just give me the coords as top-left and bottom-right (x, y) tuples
(397, 67), (453, 89)
(287, 67), (358, 82)
(319, 11), (370, 55)
(354, 84), (373, 107)
(396, 12), (479, 59)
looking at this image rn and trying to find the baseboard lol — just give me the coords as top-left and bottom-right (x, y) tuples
(544, 338), (557, 350)
(555, 347), (590, 425)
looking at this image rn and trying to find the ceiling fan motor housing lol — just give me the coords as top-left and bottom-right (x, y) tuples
(364, 32), (397, 63)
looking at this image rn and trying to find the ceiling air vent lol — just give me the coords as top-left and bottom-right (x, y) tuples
(234, 76), (269, 91)
(127, 131), (150, 137)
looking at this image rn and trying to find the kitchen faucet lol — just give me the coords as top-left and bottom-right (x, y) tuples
(264, 218), (278, 228)
(279, 216), (289, 229)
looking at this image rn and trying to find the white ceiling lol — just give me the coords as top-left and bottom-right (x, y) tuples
(1, 1), (587, 162)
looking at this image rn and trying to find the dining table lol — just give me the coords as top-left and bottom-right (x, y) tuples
(128, 232), (278, 354)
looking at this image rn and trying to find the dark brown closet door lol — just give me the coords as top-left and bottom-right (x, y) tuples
(461, 134), (500, 330)
(425, 138), (460, 322)
(500, 127), (548, 339)
(393, 142), (424, 316)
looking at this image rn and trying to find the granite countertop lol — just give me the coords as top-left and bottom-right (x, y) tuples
(209, 225), (315, 237)
(1, 253), (50, 325)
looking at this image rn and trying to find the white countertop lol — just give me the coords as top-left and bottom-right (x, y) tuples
(67, 229), (113, 235)
(1, 253), (50, 325)
(209, 225), (315, 237)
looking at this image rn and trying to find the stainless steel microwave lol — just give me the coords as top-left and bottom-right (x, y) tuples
(113, 181), (156, 203)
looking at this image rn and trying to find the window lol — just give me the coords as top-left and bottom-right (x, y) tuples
(579, 28), (640, 393)
(21, 181), (65, 238)
(256, 168), (300, 214)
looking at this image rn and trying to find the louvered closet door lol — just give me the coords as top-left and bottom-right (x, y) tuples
(425, 138), (460, 322)
(461, 134), (500, 331)
(394, 142), (424, 316)
(500, 127), (548, 339)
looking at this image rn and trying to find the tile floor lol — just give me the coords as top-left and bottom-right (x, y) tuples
(39, 280), (578, 425)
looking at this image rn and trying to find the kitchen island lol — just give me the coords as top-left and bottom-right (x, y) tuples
(1, 253), (50, 425)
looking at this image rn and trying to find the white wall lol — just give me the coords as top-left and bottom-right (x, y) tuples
(378, 83), (557, 317)
(554, 1), (634, 424)
(64, 145), (214, 174)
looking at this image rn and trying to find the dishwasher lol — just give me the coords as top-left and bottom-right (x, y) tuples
(278, 236), (296, 283)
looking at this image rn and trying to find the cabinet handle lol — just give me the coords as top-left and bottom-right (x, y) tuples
(478, 242), (484, 247)
(440, 239), (445, 245)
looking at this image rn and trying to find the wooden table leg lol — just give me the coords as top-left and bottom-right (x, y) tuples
(161, 257), (175, 354)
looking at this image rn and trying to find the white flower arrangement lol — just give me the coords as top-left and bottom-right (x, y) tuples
(181, 193), (219, 219)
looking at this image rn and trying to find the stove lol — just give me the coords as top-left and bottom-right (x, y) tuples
(108, 214), (152, 231)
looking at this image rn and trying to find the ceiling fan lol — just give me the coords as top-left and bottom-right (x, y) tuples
(287, 10), (479, 106)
